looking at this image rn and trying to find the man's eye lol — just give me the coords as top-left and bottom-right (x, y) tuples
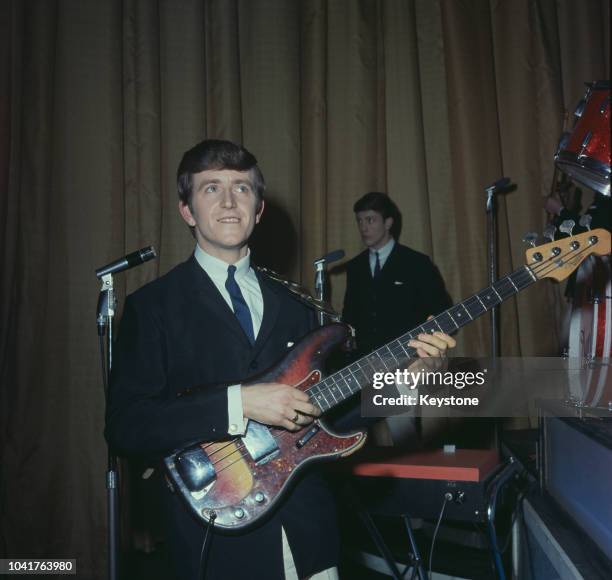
(235, 185), (250, 193)
(204, 185), (217, 193)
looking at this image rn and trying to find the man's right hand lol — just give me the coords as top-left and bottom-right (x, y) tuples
(241, 383), (321, 431)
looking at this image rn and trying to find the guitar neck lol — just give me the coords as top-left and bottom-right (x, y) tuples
(307, 265), (537, 412)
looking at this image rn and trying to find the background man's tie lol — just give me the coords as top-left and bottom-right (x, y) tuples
(225, 265), (255, 344)
(373, 251), (381, 278)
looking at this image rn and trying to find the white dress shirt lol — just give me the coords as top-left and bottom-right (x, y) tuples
(194, 245), (263, 435)
(369, 237), (395, 276)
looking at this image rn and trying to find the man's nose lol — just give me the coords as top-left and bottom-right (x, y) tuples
(220, 189), (237, 208)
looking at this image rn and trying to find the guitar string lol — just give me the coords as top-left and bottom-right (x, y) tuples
(198, 241), (599, 475)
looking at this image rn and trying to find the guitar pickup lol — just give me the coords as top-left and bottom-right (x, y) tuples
(296, 424), (320, 449)
(242, 421), (279, 464)
(175, 445), (216, 492)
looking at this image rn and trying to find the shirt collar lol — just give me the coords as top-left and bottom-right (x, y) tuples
(194, 245), (251, 282)
(370, 237), (395, 262)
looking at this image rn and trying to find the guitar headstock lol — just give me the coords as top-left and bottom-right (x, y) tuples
(525, 228), (610, 282)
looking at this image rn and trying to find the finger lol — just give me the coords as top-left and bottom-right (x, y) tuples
(281, 418), (301, 431)
(434, 331), (457, 349)
(293, 413), (314, 426)
(292, 400), (321, 417)
(291, 389), (310, 403)
(409, 339), (442, 357)
(417, 333), (448, 351)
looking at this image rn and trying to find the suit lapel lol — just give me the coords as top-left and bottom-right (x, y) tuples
(379, 242), (400, 281)
(187, 256), (253, 348)
(251, 269), (280, 358)
(357, 250), (372, 282)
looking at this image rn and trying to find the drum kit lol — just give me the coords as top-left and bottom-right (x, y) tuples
(550, 81), (611, 409)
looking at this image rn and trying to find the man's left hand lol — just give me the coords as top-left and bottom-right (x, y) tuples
(408, 325), (456, 359)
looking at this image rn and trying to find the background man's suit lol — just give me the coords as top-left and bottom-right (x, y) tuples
(343, 243), (452, 356)
(106, 255), (338, 579)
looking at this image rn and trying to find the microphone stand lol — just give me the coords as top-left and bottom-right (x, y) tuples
(485, 177), (513, 358)
(485, 177), (513, 457)
(97, 273), (119, 580)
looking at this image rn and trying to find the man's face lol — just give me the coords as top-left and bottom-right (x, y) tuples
(178, 168), (264, 263)
(356, 210), (393, 250)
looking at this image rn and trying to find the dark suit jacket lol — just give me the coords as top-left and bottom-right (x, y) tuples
(105, 256), (338, 580)
(343, 242), (452, 356)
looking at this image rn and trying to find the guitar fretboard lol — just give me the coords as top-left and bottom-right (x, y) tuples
(306, 265), (537, 411)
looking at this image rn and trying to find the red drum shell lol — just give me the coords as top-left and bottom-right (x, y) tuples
(555, 81), (611, 197)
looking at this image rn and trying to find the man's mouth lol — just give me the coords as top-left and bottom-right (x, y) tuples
(218, 217), (241, 223)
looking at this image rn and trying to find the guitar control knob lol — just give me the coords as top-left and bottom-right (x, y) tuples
(234, 508), (245, 519)
(254, 492), (265, 503)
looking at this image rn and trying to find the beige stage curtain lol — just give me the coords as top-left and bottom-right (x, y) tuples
(1, 1), (609, 577)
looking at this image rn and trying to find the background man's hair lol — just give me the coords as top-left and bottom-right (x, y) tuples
(177, 139), (265, 209)
(353, 191), (402, 239)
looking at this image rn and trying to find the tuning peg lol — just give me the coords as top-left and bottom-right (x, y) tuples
(522, 232), (539, 247)
(579, 214), (592, 230)
(559, 219), (575, 236)
(543, 225), (556, 242)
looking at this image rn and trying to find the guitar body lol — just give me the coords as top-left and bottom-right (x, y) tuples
(164, 323), (367, 531)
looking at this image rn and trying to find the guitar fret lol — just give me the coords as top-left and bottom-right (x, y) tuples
(460, 302), (473, 320)
(340, 369), (359, 394)
(525, 266), (537, 282)
(491, 287), (502, 301)
(495, 278), (515, 299)
(327, 381), (339, 403)
(394, 339), (410, 358)
(446, 311), (460, 329)
(475, 295), (487, 310)
(508, 276), (519, 292)
(466, 296), (485, 316)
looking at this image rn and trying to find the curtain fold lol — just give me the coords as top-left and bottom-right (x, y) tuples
(1, 1), (609, 577)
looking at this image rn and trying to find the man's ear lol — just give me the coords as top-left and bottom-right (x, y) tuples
(384, 216), (393, 232)
(255, 199), (265, 224)
(178, 201), (196, 227)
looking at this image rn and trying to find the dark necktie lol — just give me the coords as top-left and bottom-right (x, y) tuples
(225, 265), (255, 344)
(373, 251), (381, 278)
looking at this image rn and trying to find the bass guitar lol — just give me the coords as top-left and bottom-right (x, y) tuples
(164, 229), (610, 530)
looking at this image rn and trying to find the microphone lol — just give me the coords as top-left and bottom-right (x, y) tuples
(95, 246), (157, 278)
(487, 177), (512, 192)
(314, 249), (345, 266)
